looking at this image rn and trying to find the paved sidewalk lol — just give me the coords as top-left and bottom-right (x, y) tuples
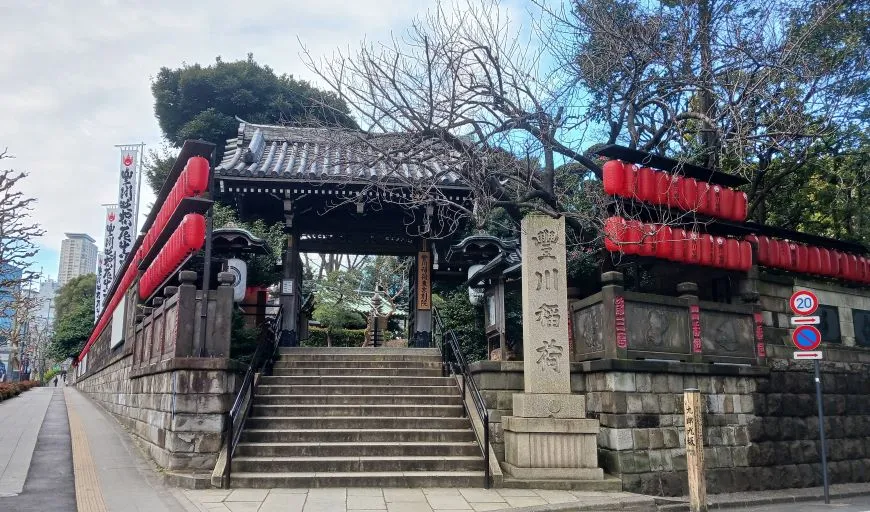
(64, 386), (190, 512)
(0, 387), (76, 512)
(0, 386), (54, 496)
(177, 487), (657, 511)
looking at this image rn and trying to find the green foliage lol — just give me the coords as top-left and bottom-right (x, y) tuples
(229, 308), (259, 364)
(48, 274), (96, 361)
(53, 274), (96, 321)
(433, 287), (487, 363)
(304, 326), (367, 347)
(143, 144), (178, 196)
(151, 54), (356, 154)
(313, 303), (366, 330)
(213, 203), (285, 286)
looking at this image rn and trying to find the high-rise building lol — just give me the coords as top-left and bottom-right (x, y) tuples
(58, 233), (97, 286)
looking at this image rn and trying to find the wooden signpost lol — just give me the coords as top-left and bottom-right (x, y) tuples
(684, 389), (707, 512)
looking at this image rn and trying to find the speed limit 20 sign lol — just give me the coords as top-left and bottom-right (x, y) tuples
(790, 290), (819, 316)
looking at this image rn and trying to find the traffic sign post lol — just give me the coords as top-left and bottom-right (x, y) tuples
(789, 290), (829, 504)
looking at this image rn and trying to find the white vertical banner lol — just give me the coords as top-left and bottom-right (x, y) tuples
(115, 145), (141, 273)
(94, 251), (105, 322)
(99, 206), (121, 317)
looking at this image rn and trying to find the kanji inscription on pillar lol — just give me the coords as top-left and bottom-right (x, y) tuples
(521, 215), (570, 393)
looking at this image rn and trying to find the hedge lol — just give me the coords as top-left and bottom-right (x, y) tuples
(303, 326), (367, 347)
(0, 380), (40, 402)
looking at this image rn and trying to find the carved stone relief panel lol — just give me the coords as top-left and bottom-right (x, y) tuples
(572, 304), (603, 355)
(624, 302), (689, 353)
(700, 310), (754, 357)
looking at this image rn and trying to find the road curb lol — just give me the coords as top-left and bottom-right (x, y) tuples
(656, 487), (870, 510)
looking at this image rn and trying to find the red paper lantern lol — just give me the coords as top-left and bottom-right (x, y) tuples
(682, 178), (699, 212)
(604, 216), (625, 252)
(699, 234), (714, 266)
(724, 238), (740, 270)
(672, 229), (687, 262)
(685, 231), (702, 264)
(712, 236), (727, 267)
(720, 188), (735, 221)
(655, 171), (670, 205)
(655, 225), (675, 260)
(738, 240), (753, 271)
(707, 185), (723, 218)
(638, 167), (657, 203)
(733, 192), (748, 222)
(603, 161), (627, 196)
(639, 223), (657, 257)
(623, 220), (643, 254)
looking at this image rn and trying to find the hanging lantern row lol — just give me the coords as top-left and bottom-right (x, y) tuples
(747, 235), (870, 284)
(144, 156), (210, 254)
(603, 160), (747, 222)
(139, 214), (207, 299)
(77, 157), (211, 362)
(604, 216), (752, 271)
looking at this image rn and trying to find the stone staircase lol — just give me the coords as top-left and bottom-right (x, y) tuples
(229, 347), (486, 488)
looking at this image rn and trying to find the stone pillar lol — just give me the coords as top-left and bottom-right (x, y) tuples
(678, 281), (703, 363)
(502, 214), (604, 481)
(599, 271), (626, 360)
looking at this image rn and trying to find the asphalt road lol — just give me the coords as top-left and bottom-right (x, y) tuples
(727, 495), (870, 511)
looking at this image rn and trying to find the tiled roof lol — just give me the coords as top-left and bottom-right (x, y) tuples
(215, 121), (465, 186)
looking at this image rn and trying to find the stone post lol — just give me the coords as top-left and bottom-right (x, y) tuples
(175, 271), (198, 357)
(679, 281), (703, 363)
(599, 271), (626, 360)
(502, 214), (604, 481)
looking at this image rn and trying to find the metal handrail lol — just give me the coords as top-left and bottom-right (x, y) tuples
(222, 304), (283, 489)
(433, 307), (491, 489)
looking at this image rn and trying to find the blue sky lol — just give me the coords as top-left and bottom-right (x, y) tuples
(3, 0), (546, 280)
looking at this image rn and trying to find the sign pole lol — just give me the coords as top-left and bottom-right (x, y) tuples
(813, 359), (830, 504)
(683, 389), (707, 512)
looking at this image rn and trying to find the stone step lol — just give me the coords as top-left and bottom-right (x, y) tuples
(255, 385), (458, 396)
(251, 404), (465, 418)
(239, 428), (477, 444)
(231, 456), (484, 473)
(273, 360), (444, 370)
(270, 367), (443, 377)
(227, 471), (486, 489)
(258, 375), (456, 387)
(243, 416), (472, 430)
(253, 394), (462, 406)
(234, 441), (481, 458)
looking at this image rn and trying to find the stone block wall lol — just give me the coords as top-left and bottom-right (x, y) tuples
(74, 353), (239, 472)
(586, 365), (761, 495)
(470, 352), (870, 496)
(745, 352), (870, 489)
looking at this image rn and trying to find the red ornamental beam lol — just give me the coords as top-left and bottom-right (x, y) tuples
(139, 213), (206, 300)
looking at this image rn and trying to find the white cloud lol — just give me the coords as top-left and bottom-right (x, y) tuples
(0, 0), (440, 279)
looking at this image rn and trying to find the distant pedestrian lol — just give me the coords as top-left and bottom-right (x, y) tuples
(53, 376), (58, 387)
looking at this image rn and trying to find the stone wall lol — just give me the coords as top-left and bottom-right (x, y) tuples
(470, 349), (870, 496)
(72, 271), (240, 473)
(74, 353), (239, 471)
